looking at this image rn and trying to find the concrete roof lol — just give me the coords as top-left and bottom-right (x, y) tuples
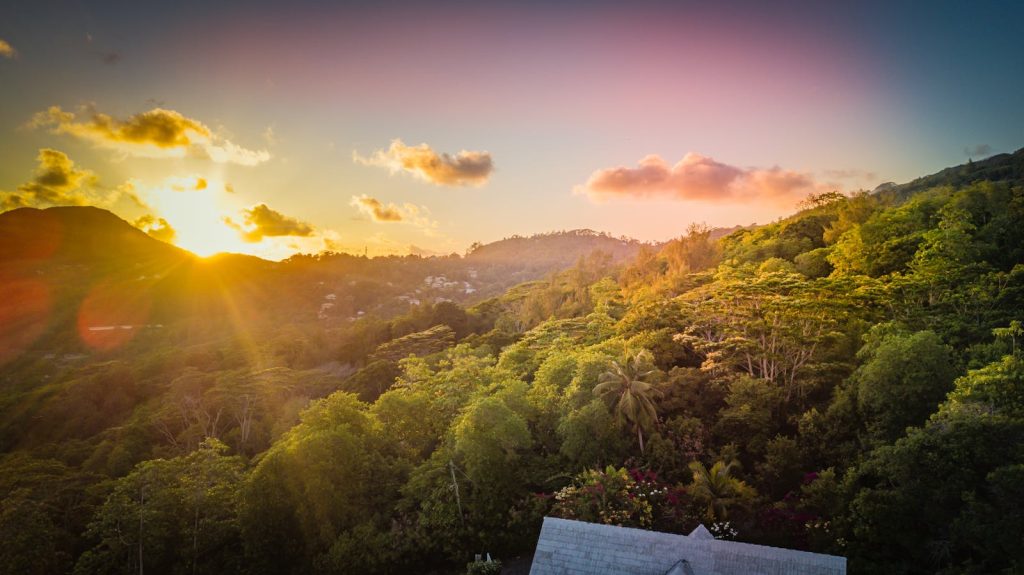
(529, 517), (846, 575)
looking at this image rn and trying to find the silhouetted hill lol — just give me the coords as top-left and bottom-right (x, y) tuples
(881, 146), (1024, 200)
(0, 206), (192, 265)
(0, 210), (660, 362)
(466, 229), (650, 267)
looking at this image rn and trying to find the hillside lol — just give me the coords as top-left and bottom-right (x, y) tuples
(466, 229), (650, 266)
(879, 146), (1024, 200)
(0, 153), (1023, 574)
(0, 208), (649, 371)
(0, 206), (192, 264)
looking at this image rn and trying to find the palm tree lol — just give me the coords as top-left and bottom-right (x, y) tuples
(688, 459), (756, 522)
(593, 350), (662, 453)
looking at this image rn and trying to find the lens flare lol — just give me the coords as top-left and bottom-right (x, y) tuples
(77, 281), (153, 351)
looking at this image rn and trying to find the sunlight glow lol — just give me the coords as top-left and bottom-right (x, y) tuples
(144, 177), (250, 257)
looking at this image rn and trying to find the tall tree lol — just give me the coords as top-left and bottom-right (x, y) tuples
(593, 350), (663, 453)
(679, 273), (868, 403)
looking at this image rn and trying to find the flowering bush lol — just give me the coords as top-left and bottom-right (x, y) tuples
(551, 466), (690, 531)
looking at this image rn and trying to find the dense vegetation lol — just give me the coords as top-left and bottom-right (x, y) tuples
(1, 149), (1023, 574)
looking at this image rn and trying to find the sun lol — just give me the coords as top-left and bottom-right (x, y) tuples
(145, 177), (250, 257)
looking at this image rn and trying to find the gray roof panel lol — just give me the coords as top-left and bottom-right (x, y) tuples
(528, 517), (846, 575)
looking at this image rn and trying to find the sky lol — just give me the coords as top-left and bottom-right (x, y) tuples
(1, 0), (1022, 259)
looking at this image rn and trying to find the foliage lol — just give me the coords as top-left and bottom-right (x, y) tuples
(945, 353), (1024, 418)
(593, 350), (664, 453)
(850, 325), (956, 445)
(688, 459), (757, 523)
(839, 414), (1024, 574)
(552, 466), (690, 532)
(76, 439), (245, 575)
(2, 155), (1024, 572)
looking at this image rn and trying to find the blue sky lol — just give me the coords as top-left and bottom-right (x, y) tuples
(1, 0), (1022, 258)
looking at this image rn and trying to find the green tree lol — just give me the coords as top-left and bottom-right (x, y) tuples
(557, 399), (631, 470)
(851, 325), (955, 445)
(0, 454), (97, 574)
(714, 376), (784, 459)
(451, 386), (535, 548)
(679, 273), (863, 404)
(945, 354), (1024, 417)
(239, 393), (405, 574)
(688, 459), (757, 523)
(76, 439), (245, 575)
(593, 350), (663, 453)
(840, 414), (1024, 574)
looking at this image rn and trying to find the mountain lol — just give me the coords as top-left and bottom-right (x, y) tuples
(0, 205), (191, 265)
(466, 229), (652, 267)
(879, 146), (1024, 200)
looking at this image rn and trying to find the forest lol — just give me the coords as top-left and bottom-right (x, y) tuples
(1, 149), (1023, 574)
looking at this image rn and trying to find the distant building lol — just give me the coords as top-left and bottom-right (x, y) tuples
(529, 517), (845, 575)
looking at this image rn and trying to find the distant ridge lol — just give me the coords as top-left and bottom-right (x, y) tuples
(880, 146), (1024, 200)
(465, 229), (650, 267)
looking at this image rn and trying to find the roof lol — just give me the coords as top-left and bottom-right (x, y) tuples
(529, 517), (846, 575)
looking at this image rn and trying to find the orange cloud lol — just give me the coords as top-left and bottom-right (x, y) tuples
(351, 195), (403, 222)
(0, 39), (16, 59)
(133, 214), (177, 243)
(578, 153), (829, 205)
(350, 194), (440, 237)
(1, 149), (97, 210)
(30, 105), (270, 166)
(225, 204), (315, 243)
(162, 175), (208, 192)
(354, 139), (493, 186)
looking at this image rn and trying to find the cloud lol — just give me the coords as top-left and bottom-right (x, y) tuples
(354, 139), (493, 186)
(398, 202), (441, 236)
(351, 195), (404, 222)
(30, 105), (270, 166)
(0, 39), (16, 59)
(964, 144), (992, 158)
(577, 152), (829, 205)
(1, 149), (97, 210)
(31, 106), (206, 147)
(224, 203), (315, 243)
(163, 175), (207, 192)
(350, 194), (440, 236)
(0, 152), (159, 214)
(199, 139), (271, 166)
(133, 215), (177, 243)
